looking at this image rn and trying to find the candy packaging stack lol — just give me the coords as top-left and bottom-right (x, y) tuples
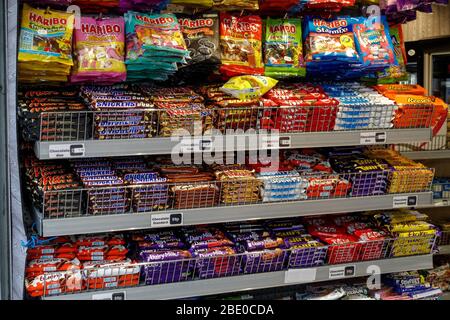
(365, 149), (434, 194)
(176, 14), (221, 84)
(125, 11), (189, 81)
(261, 83), (338, 133)
(18, 5), (75, 83)
(113, 158), (169, 212)
(134, 230), (193, 285)
(219, 13), (264, 77)
(214, 165), (261, 205)
(23, 156), (83, 218)
(18, 88), (90, 142)
(141, 86), (212, 137)
(257, 171), (308, 203)
(201, 85), (260, 132)
(83, 259), (140, 290)
(371, 210), (437, 257)
(322, 83), (397, 131)
(185, 227), (242, 279)
(285, 149), (351, 199)
(160, 165), (219, 209)
(71, 159), (130, 215)
(264, 18), (305, 78)
(328, 149), (389, 197)
(71, 16), (126, 84)
(226, 222), (287, 274)
(81, 85), (157, 140)
(303, 17), (362, 80)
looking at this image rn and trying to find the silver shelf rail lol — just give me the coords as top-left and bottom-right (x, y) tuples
(35, 192), (434, 237)
(34, 128), (432, 160)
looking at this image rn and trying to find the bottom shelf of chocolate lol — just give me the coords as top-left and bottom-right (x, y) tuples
(18, 87), (91, 142)
(132, 230), (194, 285)
(159, 165), (219, 209)
(214, 165), (261, 205)
(327, 149), (389, 197)
(365, 149), (434, 194)
(23, 157), (83, 218)
(185, 227), (242, 279)
(71, 159), (129, 215)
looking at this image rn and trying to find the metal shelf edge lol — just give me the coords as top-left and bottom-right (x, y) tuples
(39, 192), (433, 237)
(401, 150), (450, 160)
(42, 254), (434, 300)
(35, 128), (432, 159)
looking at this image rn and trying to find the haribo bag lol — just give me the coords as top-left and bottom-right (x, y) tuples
(71, 16), (126, 84)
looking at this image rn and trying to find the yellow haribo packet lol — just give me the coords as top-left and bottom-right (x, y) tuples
(221, 75), (278, 101)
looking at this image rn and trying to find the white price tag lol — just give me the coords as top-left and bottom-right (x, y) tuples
(360, 132), (386, 145)
(393, 195), (418, 208)
(151, 213), (183, 228)
(329, 265), (356, 279)
(180, 138), (213, 153)
(261, 135), (280, 149)
(92, 291), (126, 300)
(48, 144), (85, 159)
(284, 268), (317, 284)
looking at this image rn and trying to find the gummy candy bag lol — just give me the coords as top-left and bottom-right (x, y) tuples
(18, 4), (75, 82)
(219, 13), (264, 77)
(171, 0), (213, 7)
(352, 16), (396, 71)
(376, 24), (407, 83)
(221, 75), (278, 100)
(71, 16), (126, 84)
(264, 17), (305, 78)
(212, 0), (259, 10)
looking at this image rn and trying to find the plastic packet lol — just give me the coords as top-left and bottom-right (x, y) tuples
(212, 0), (259, 10)
(71, 16), (126, 84)
(264, 17), (305, 78)
(220, 75), (278, 100)
(219, 13), (264, 77)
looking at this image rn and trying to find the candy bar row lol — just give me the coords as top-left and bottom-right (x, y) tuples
(19, 83), (446, 142)
(24, 209), (440, 297)
(22, 147), (434, 218)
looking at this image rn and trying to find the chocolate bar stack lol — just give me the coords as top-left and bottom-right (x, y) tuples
(185, 227), (242, 279)
(200, 85), (260, 132)
(133, 230), (194, 285)
(140, 86), (213, 137)
(81, 85), (156, 140)
(75, 234), (139, 290)
(257, 170), (308, 203)
(214, 165), (261, 205)
(225, 222), (287, 274)
(159, 164), (219, 209)
(328, 149), (389, 197)
(113, 158), (170, 213)
(268, 220), (327, 268)
(23, 156), (82, 218)
(261, 83), (338, 133)
(18, 87), (90, 142)
(322, 83), (397, 131)
(71, 159), (129, 215)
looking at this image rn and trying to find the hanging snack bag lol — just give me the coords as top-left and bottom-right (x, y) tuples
(264, 17), (305, 78)
(212, 0), (259, 11)
(220, 75), (278, 100)
(219, 13), (264, 77)
(18, 4), (75, 82)
(71, 16), (126, 84)
(376, 24), (408, 83)
(171, 0), (213, 7)
(352, 16), (397, 72)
